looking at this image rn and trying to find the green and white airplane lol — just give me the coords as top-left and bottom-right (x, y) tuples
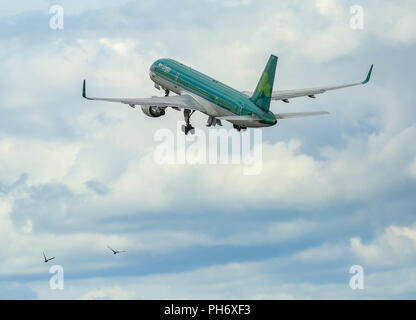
(83, 55), (373, 135)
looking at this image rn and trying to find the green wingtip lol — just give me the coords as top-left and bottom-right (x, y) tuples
(362, 64), (373, 84)
(82, 80), (86, 98)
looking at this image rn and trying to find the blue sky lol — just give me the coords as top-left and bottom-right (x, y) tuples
(0, 0), (416, 299)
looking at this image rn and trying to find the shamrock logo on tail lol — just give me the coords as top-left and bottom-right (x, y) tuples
(257, 72), (271, 97)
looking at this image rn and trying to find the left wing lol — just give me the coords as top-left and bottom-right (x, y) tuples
(82, 80), (204, 111)
(243, 64), (373, 102)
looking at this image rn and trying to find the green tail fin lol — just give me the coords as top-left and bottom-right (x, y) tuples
(250, 54), (278, 111)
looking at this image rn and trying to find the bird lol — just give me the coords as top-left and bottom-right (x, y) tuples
(107, 245), (126, 255)
(43, 251), (55, 263)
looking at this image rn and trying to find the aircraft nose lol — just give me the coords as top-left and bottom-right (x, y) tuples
(150, 60), (158, 72)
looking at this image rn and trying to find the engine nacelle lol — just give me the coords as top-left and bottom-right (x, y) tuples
(141, 106), (166, 118)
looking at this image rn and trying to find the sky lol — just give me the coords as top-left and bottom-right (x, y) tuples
(0, 0), (415, 299)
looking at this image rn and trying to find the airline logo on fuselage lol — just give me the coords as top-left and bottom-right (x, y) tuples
(158, 63), (171, 73)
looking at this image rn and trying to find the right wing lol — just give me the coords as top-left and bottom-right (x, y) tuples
(243, 65), (373, 102)
(82, 80), (204, 111)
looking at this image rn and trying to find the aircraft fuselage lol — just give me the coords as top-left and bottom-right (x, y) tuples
(149, 58), (277, 128)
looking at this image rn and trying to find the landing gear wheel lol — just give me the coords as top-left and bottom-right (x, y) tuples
(181, 124), (195, 135)
(233, 124), (247, 132)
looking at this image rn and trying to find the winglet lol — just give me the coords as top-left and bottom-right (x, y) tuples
(362, 64), (373, 84)
(82, 80), (87, 98)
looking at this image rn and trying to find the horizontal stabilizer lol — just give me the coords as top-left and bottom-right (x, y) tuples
(275, 111), (329, 119)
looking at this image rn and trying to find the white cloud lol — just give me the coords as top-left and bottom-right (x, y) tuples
(0, 138), (79, 186)
(350, 224), (416, 267)
(100, 124), (414, 211)
(221, 219), (319, 246)
(409, 157), (416, 177)
(28, 253), (416, 299)
(0, 0), (415, 299)
(208, 0), (252, 8)
(0, 0), (130, 17)
(296, 242), (346, 262)
(81, 286), (134, 300)
(1, 123), (413, 214)
(315, 0), (343, 16)
(368, 2), (416, 45)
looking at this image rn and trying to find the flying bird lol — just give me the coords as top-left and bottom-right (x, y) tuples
(43, 251), (55, 263)
(107, 245), (126, 255)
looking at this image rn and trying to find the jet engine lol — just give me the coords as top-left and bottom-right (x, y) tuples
(141, 106), (166, 117)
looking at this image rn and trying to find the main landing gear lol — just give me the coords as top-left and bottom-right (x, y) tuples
(182, 109), (195, 135)
(206, 116), (223, 127)
(233, 124), (247, 132)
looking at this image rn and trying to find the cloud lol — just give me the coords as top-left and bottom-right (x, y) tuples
(409, 157), (416, 177)
(367, 1), (416, 45)
(85, 180), (110, 195)
(0, 0), (130, 17)
(350, 224), (416, 267)
(91, 124), (415, 212)
(81, 286), (134, 300)
(315, 0), (344, 16)
(296, 242), (346, 262)
(0, 138), (79, 186)
(27, 251), (416, 299)
(208, 0), (252, 8)
(0, 0), (415, 300)
(220, 219), (319, 246)
(0, 281), (37, 299)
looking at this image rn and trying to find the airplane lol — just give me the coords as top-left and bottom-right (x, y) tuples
(107, 245), (126, 255)
(43, 251), (55, 263)
(82, 55), (373, 135)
